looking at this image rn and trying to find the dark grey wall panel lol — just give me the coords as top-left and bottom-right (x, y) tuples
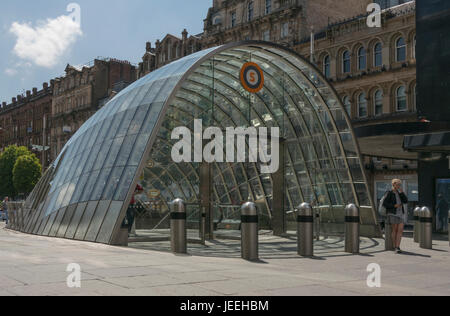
(41, 211), (58, 236)
(84, 200), (111, 242)
(56, 204), (77, 238)
(65, 203), (87, 239)
(49, 207), (67, 237)
(74, 201), (98, 241)
(96, 201), (123, 244)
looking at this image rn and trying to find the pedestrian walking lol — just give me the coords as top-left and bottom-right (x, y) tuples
(2, 197), (9, 225)
(437, 193), (449, 232)
(383, 179), (409, 254)
(121, 184), (144, 234)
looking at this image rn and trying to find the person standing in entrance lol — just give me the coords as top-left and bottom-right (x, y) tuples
(122, 184), (144, 233)
(383, 179), (408, 253)
(437, 193), (449, 232)
(2, 197), (9, 225)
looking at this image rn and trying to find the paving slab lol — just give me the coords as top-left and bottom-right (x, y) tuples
(0, 223), (449, 296)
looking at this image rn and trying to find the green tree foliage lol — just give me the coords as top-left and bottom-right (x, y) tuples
(13, 155), (42, 195)
(0, 145), (38, 197)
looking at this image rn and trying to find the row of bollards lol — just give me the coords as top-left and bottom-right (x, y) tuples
(169, 199), (362, 259)
(170, 199), (447, 260)
(386, 206), (433, 250)
(296, 203), (360, 256)
(169, 199), (261, 260)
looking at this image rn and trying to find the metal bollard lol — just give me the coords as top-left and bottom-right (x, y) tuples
(200, 206), (206, 245)
(297, 203), (314, 257)
(241, 202), (258, 261)
(385, 219), (394, 251)
(170, 199), (187, 254)
(345, 204), (360, 254)
(448, 211), (450, 247)
(413, 207), (421, 243)
(420, 207), (433, 250)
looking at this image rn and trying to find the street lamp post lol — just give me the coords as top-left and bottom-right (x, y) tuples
(42, 115), (46, 170)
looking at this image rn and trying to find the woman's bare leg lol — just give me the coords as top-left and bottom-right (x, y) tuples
(392, 224), (399, 249)
(396, 223), (404, 249)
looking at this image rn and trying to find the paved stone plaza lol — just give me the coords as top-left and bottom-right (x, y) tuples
(0, 223), (449, 296)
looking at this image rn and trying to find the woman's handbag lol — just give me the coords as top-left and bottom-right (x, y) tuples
(378, 191), (388, 217)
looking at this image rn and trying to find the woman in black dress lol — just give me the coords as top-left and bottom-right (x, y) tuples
(383, 179), (408, 253)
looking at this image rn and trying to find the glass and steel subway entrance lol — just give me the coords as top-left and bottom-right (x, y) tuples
(11, 42), (382, 245)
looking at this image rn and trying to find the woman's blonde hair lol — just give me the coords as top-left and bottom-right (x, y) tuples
(392, 179), (402, 188)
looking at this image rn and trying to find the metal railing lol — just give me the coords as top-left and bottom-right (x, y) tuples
(5, 202), (25, 231)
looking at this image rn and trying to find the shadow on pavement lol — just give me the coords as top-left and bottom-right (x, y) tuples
(128, 231), (387, 260)
(398, 251), (431, 258)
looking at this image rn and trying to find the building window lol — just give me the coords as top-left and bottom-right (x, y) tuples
(396, 86), (407, 111)
(281, 23), (289, 39)
(374, 90), (383, 116)
(248, 1), (254, 21)
(396, 37), (406, 62)
(263, 30), (270, 41)
(323, 55), (330, 78)
(343, 50), (351, 73)
(343, 96), (351, 116)
(413, 35), (416, 59)
(213, 14), (222, 25)
(358, 47), (366, 70)
(358, 93), (368, 118)
(374, 42), (383, 67)
(231, 11), (236, 27)
(265, 0), (272, 15)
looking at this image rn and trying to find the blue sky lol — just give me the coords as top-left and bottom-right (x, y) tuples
(0, 0), (211, 103)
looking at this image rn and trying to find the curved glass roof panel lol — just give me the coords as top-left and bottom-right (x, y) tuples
(15, 42), (380, 245)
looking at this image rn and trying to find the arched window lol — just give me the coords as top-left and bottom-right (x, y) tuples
(374, 42), (383, 67)
(374, 90), (383, 116)
(358, 47), (366, 70)
(358, 93), (368, 118)
(323, 55), (330, 78)
(167, 40), (172, 61)
(248, 1), (254, 21)
(343, 96), (351, 116)
(396, 86), (407, 111)
(175, 44), (180, 59)
(265, 0), (272, 15)
(396, 37), (406, 62)
(343, 50), (351, 73)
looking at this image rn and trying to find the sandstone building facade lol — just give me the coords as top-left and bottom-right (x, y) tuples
(138, 30), (203, 78)
(294, 1), (417, 207)
(51, 58), (136, 160)
(0, 83), (52, 169)
(202, 0), (373, 47)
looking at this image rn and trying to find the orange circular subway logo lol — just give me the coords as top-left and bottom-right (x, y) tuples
(240, 62), (264, 93)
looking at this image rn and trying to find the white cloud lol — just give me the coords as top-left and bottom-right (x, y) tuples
(9, 15), (82, 68)
(4, 68), (18, 76)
